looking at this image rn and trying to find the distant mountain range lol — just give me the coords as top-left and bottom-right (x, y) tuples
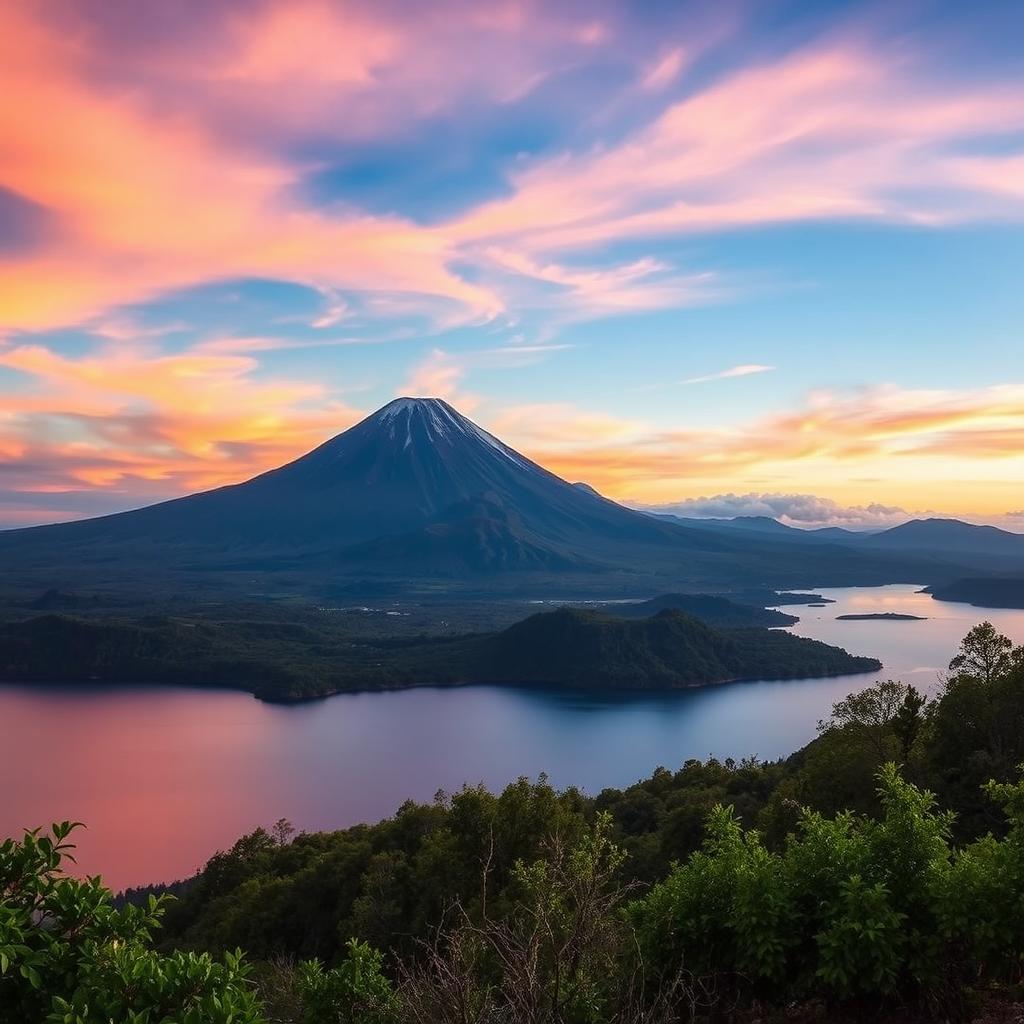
(0, 398), (1017, 599)
(647, 514), (861, 542)
(657, 511), (1024, 565)
(855, 518), (1024, 558)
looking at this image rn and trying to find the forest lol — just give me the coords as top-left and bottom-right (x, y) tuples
(3, 622), (1024, 1023)
(0, 602), (877, 700)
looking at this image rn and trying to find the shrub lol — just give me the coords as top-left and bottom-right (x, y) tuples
(0, 822), (264, 1024)
(296, 939), (397, 1024)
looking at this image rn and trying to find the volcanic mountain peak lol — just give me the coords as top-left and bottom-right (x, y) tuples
(355, 396), (531, 468)
(0, 396), (945, 591)
(375, 397), (461, 440)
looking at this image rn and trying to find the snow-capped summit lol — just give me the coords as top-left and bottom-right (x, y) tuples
(368, 397), (530, 467)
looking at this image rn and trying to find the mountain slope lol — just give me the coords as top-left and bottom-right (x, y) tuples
(862, 518), (1024, 557)
(0, 399), (711, 561)
(0, 398), (973, 594)
(927, 577), (1024, 609)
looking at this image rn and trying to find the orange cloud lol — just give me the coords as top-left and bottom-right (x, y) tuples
(0, 2), (501, 332)
(0, 339), (362, 503)
(490, 385), (1024, 514)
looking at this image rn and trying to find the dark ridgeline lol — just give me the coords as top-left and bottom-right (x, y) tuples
(928, 576), (1024, 608)
(607, 592), (799, 627)
(857, 517), (1024, 557)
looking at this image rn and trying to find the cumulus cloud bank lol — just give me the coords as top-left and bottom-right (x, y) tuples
(641, 493), (912, 530)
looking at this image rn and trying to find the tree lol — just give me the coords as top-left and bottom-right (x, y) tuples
(272, 818), (296, 845)
(818, 679), (909, 759)
(892, 685), (927, 760)
(948, 622), (1017, 684)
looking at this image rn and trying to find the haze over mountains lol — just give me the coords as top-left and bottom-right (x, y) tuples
(0, 397), (1019, 599)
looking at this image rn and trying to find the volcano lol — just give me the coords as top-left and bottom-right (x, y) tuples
(0, 398), (954, 594)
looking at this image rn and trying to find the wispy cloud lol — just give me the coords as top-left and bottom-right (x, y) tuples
(401, 348), (482, 411)
(489, 383), (1024, 514)
(641, 48), (688, 92)
(682, 364), (775, 385)
(309, 290), (350, 329)
(3, 2), (1024, 336)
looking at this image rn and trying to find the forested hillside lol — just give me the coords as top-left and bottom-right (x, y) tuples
(0, 606), (878, 700)
(3, 622), (1024, 1023)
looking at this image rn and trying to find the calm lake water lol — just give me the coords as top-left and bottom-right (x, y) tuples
(3, 584), (1024, 890)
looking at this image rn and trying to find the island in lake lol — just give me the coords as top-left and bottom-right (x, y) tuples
(836, 612), (926, 621)
(0, 606), (880, 701)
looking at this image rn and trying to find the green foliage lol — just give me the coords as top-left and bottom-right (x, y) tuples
(949, 621), (1020, 684)
(398, 813), (632, 1024)
(813, 875), (904, 997)
(817, 678), (910, 760)
(500, 813), (628, 1024)
(48, 946), (261, 1024)
(933, 770), (1024, 975)
(926, 624), (1024, 837)
(629, 763), (1024, 1012)
(893, 684), (927, 758)
(0, 823), (264, 1024)
(484, 608), (880, 689)
(296, 939), (396, 1024)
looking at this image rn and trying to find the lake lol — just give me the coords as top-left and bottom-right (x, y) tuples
(3, 584), (1023, 890)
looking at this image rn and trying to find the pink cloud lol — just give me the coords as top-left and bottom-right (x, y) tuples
(0, 337), (363, 498)
(452, 45), (1024, 257)
(641, 48), (688, 91)
(0, 2), (502, 332)
(401, 349), (480, 411)
(3, 2), (1023, 336)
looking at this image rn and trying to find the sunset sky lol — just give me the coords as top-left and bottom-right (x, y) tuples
(1, 0), (1023, 530)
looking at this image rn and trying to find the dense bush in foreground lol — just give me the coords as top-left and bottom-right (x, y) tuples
(0, 823), (261, 1023)
(3, 622), (1024, 1022)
